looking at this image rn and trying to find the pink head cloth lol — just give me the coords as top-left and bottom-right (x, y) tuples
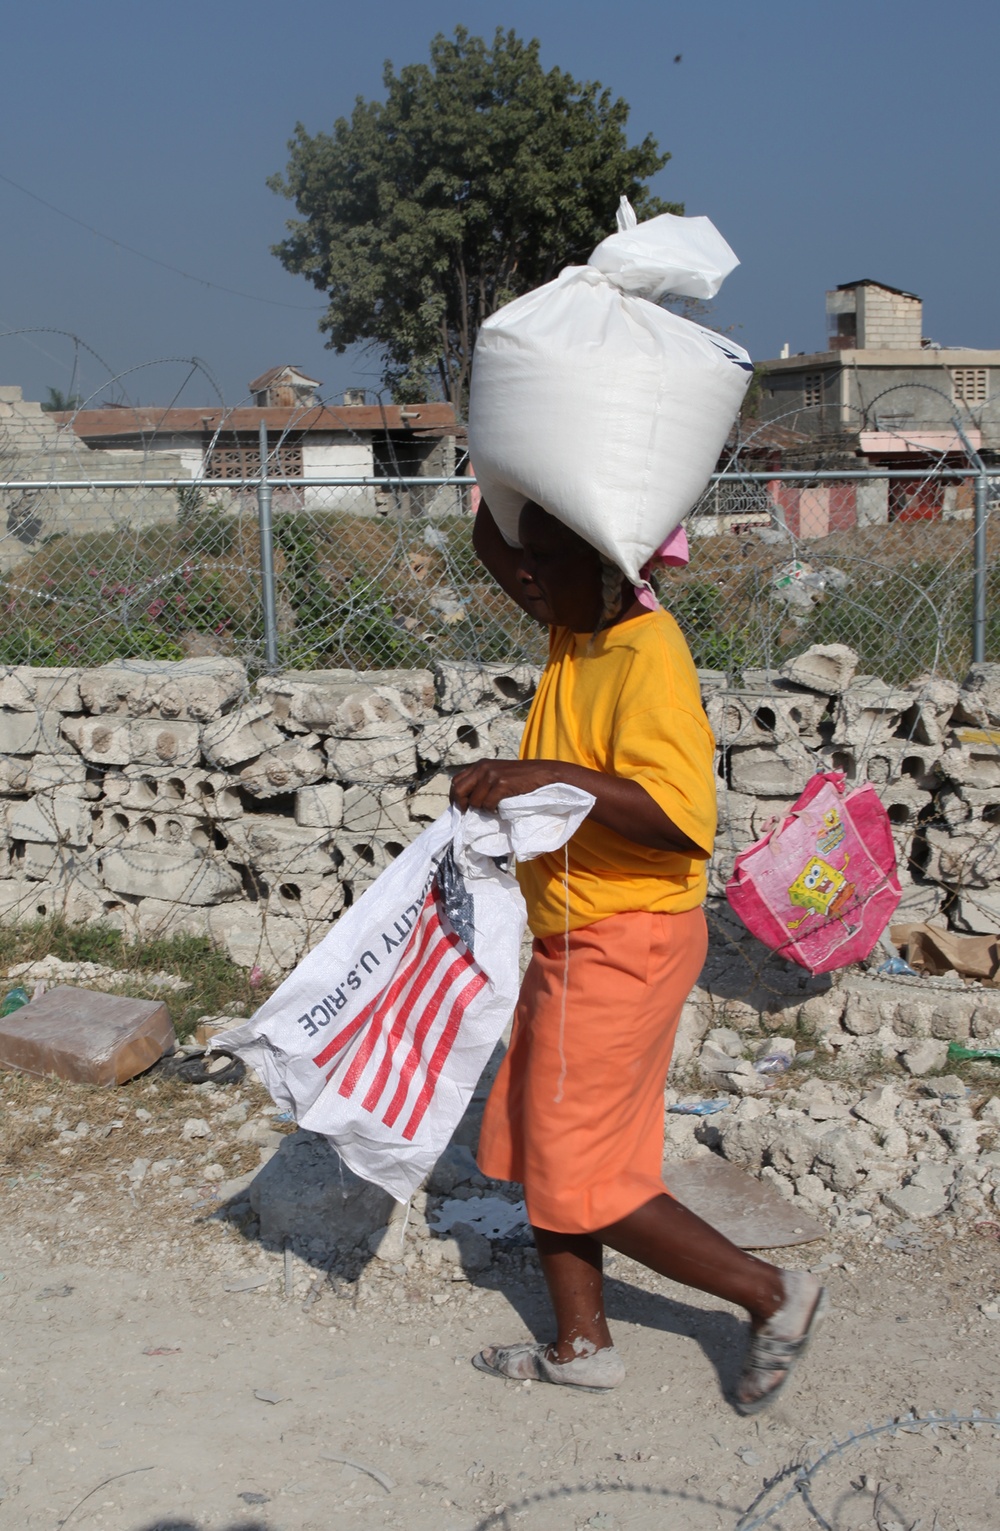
(634, 523), (690, 610)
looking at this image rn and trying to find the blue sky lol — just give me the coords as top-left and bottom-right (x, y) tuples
(2, 0), (996, 410)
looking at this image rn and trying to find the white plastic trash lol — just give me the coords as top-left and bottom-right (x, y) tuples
(468, 196), (752, 586)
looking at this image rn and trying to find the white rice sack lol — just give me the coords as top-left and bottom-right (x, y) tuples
(468, 198), (752, 585)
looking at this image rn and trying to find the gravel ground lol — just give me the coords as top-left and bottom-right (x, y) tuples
(2, 1066), (1000, 1531)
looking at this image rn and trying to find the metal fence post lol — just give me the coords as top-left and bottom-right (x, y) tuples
(973, 470), (987, 664)
(256, 420), (279, 669)
(954, 418), (988, 666)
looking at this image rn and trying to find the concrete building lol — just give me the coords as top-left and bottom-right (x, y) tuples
(746, 281), (1000, 534)
(756, 281), (1000, 464)
(55, 387), (459, 514)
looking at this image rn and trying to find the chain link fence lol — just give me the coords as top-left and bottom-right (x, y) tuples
(0, 456), (995, 684)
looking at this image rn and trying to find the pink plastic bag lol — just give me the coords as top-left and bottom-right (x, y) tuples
(725, 771), (901, 975)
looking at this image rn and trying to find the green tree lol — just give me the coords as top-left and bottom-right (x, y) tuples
(269, 26), (678, 411)
(40, 386), (84, 413)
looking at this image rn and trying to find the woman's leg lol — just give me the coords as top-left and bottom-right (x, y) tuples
(532, 1228), (613, 1362)
(533, 1196), (782, 1362)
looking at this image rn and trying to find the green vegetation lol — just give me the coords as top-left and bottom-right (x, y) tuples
(269, 25), (676, 408)
(0, 919), (272, 1040)
(0, 505), (543, 673)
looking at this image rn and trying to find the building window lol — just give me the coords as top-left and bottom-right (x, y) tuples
(205, 438), (304, 480)
(951, 368), (988, 405)
(803, 373), (823, 408)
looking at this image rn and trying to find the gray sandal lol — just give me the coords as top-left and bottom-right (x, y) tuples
(734, 1270), (828, 1416)
(473, 1341), (625, 1393)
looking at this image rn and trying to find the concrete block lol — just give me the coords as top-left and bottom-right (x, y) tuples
(342, 784), (411, 835)
(953, 662), (1000, 729)
(324, 733), (417, 782)
(894, 882), (945, 926)
(133, 898), (210, 942)
(260, 668), (435, 731)
(488, 713), (526, 758)
(876, 779), (932, 832)
(334, 830), (415, 882)
(0, 666), (82, 713)
(729, 743), (810, 797)
(779, 644), (858, 696)
(224, 816), (338, 877)
(79, 657), (246, 720)
(24, 755), (88, 793)
(416, 710), (498, 767)
(939, 733), (1000, 790)
(101, 848), (242, 905)
(5, 795), (90, 847)
(860, 740), (938, 791)
(899, 675), (961, 747)
(201, 702), (284, 769)
(238, 742), (325, 799)
(937, 785), (1000, 829)
(207, 904), (306, 972)
(65, 716), (201, 768)
(408, 773), (452, 823)
(294, 782), (345, 829)
(924, 826), (1000, 888)
(432, 660), (539, 713)
(0, 757), (30, 794)
(0, 878), (59, 921)
(249, 1129), (394, 1248)
(737, 687), (828, 746)
(704, 692), (755, 745)
(952, 888), (1000, 935)
(0, 709), (74, 756)
(92, 808), (215, 854)
(105, 765), (243, 820)
(829, 683), (911, 748)
(266, 876), (345, 924)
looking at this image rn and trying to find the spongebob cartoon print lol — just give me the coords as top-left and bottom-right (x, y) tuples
(787, 854), (856, 928)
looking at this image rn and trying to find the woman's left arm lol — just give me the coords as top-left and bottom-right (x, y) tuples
(449, 757), (704, 855)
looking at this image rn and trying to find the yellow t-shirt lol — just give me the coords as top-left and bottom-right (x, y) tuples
(515, 609), (717, 938)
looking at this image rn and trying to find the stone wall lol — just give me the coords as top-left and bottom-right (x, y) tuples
(0, 645), (995, 975)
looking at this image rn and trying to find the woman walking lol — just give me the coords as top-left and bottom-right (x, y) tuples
(450, 500), (826, 1414)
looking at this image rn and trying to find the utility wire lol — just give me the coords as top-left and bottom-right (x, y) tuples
(0, 170), (325, 313)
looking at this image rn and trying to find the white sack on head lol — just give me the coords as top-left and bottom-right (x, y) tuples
(468, 196), (752, 585)
(213, 784), (594, 1203)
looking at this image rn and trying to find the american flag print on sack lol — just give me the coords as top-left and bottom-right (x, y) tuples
(212, 787), (595, 1200)
(313, 886), (487, 1141)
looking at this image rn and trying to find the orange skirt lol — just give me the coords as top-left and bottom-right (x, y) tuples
(477, 907), (707, 1234)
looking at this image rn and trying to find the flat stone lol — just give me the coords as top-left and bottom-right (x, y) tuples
(852, 1085), (901, 1132)
(919, 1074), (968, 1101)
(666, 1155), (826, 1248)
(883, 1183), (949, 1220)
(899, 1038), (950, 1076)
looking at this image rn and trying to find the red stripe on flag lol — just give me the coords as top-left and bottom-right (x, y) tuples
(313, 996), (378, 1070)
(381, 950), (479, 1128)
(400, 970), (488, 1141)
(359, 924), (462, 1114)
(337, 899), (443, 1100)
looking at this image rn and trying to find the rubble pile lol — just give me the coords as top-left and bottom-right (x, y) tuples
(0, 645), (994, 974)
(706, 646), (1000, 936)
(0, 656), (536, 971)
